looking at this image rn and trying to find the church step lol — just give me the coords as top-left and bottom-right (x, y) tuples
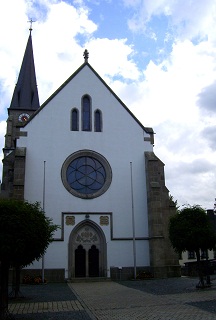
(67, 277), (111, 283)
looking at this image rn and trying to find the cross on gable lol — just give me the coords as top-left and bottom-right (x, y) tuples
(83, 49), (89, 63)
(28, 18), (35, 32)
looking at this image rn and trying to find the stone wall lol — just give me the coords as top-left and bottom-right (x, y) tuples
(145, 152), (181, 278)
(110, 266), (154, 281)
(13, 147), (26, 199)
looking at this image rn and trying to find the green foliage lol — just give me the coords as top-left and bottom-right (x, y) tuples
(169, 194), (179, 212)
(169, 205), (216, 254)
(0, 199), (58, 267)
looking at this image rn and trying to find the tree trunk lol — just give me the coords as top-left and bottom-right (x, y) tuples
(0, 260), (11, 319)
(15, 267), (21, 298)
(9, 266), (23, 299)
(196, 250), (204, 288)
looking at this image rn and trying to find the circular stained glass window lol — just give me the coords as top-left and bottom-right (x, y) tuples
(61, 150), (112, 199)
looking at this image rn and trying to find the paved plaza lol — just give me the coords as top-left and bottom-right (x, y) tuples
(8, 277), (216, 319)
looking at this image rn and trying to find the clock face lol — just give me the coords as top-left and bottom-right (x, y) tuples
(18, 113), (30, 122)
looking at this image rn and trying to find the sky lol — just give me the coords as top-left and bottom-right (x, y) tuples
(0, 0), (216, 210)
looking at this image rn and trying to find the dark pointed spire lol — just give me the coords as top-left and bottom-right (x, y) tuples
(9, 31), (40, 111)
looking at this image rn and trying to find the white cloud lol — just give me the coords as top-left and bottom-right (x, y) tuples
(0, 1), (29, 115)
(110, 38), (216, 128)
(201, 125), (216, 150)
(84, 38), (140, 80)
(0, 0), (98, 108)
(33, 1), (98, 102)
(109, 34), (216, 208)
(123, 0), (216, 42)
(197, 81), (216, 114)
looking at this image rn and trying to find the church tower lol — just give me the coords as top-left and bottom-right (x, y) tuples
(1, 27), (39, 199)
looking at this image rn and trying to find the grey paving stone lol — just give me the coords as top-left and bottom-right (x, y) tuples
(9, 283), (94, 320)
(15, 311), (91, 320)
(9, 283), (77, 302)
(117, 277), (200, 295)
(187, 299), (216, 314)
(9, 278), (216, 320)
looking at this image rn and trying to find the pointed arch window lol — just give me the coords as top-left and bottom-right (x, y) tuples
(82, 95), (91, 131)
(94, 109), (102, 132)
(71, 108), (79, 131)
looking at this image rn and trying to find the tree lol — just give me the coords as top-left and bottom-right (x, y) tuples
(169, 205), (216, 288)
(0, 199), (58, 319)
(169, 194), (179, 212)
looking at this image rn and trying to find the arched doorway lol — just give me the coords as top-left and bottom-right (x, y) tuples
(68, 221), (107, 278)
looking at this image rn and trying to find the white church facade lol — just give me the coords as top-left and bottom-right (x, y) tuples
(1, 32), (180, 281)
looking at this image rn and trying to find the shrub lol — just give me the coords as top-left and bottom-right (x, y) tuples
(23, 275), (47, 284)
(136, 271), (153, 279)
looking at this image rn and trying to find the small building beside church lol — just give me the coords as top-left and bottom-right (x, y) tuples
(1, 31), (180, 281)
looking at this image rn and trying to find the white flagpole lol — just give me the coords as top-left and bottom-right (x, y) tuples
(42, 160), (46, 283)
(130, 162), (137, 279)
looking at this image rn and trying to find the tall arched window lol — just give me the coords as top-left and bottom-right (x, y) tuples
(95, 109), (102, 132)
(71, 108), (79, 131)
(82, 95), (91, 131)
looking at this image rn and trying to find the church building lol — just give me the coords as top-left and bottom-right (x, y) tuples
(1, 30), (180, 281)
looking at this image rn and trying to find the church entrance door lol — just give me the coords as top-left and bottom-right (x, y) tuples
(69, 221), (107, 278)
(89, 245), (99, 277)
(75, 245), (86, 277)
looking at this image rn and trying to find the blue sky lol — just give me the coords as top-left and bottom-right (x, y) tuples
(81, 1), (173, 70)
(0, 0), (216, 209)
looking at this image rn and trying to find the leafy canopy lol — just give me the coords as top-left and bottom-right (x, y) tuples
(0, 199), (58, 267)
(169, 205), (216, 254)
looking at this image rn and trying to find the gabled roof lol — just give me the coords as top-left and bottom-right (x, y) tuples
(29, 61), (154, 135)
(9, 32), (40, 111)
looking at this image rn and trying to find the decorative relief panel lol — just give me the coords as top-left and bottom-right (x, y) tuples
(100, 216), (109, 226)
(66, 216), (75, 225)
(75, 226), (99, 244)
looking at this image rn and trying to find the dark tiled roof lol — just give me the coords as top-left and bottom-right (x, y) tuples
(9, 33), (40, 111)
